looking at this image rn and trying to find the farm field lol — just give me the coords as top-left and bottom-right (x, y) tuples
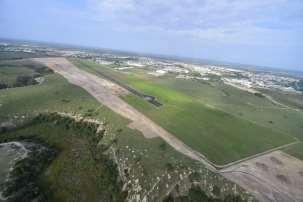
(71, 59), (299, 165)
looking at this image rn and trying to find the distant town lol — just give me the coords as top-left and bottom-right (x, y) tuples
(1, 41), (302, 94)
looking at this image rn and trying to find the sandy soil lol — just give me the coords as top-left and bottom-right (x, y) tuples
(222, 150), (303, 202)
(33, 58), (216, 171)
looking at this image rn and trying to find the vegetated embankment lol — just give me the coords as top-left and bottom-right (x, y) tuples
(0, 140), (57, 202)
(0, 112), (126, 202)
(0, 59), (52, 90)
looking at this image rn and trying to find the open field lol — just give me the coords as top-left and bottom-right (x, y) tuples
(260, 89), (303, 110)
(1, 49), (301, 201)
(0, 65), (35, 86)
(33, 57), (217, 170)
(74, 58), (303, 141)
(156, 77), (303, 141)
(0, 59), (53, 89)
(0, 51), (49, 60)
(0, 57), (250, 201)
(71, 59), (298, 165)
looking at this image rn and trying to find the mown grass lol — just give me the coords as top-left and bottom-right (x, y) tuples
(72, 59), (298, 165)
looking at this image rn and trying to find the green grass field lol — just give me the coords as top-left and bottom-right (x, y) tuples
(0, 65), (35, 85)
(0, 59), (224, 200)
(156, 76), (303, 141)
(0, 51), (48, 60)
(261, 88), (303, 110)
(0, 57), (264, 200)
(71, 59), (299, 165)
(284, 142), (303, 161)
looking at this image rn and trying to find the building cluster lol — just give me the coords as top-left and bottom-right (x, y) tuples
(1, 42), (302, 93)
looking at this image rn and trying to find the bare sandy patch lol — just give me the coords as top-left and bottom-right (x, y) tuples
(221, 150), (303, 202)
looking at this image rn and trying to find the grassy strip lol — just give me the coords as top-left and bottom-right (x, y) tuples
(284, 142), (303, 161)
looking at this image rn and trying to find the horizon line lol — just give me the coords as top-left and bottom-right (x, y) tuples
(1, 36), (302, 75)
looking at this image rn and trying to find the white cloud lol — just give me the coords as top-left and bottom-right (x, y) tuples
(84, 0), (303, 46)
(91, 0), (135, 12)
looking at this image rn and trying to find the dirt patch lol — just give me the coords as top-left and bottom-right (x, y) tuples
(222, 150), (303, 202)
(276, 174), (291, 185)
(255, 162), (268, 172)
(270, 156), (283, 165)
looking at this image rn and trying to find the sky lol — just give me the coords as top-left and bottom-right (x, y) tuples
(0, 0), (303, 70)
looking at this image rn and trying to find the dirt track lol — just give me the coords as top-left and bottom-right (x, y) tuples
(33, 57), (216, 171)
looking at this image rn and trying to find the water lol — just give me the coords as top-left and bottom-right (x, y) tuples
(0, 142), (28, 201)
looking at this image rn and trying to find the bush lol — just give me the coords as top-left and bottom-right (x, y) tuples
(165, 162), (174, 171)
(159, 142), (167, 150)
(0, 82), (8, 89)
(14, 75), (38, 87)
(254, 92), (265, 98)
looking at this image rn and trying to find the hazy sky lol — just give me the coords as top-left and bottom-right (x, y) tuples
(1, 0), (303, 70)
